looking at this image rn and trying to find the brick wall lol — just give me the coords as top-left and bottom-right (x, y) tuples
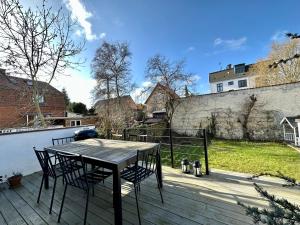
(0, 76), (65, 128)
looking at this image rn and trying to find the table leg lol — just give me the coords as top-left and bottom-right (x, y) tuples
(113, 166), (122, 225)
(44, 166), (49, 189)
(157, 150), (163, 188)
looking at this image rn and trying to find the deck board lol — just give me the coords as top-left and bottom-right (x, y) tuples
(1, 166), (299, 225)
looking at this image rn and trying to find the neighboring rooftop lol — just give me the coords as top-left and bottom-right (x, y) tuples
(144, 82), (179, 104)
(209, 63), (254, 83)
(0, 68), (62, 95)
(95, 95), (137, 110)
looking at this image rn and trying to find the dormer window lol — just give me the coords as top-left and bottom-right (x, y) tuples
(234, 64), (245, 74)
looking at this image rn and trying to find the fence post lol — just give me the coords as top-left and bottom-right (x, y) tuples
(203, 129), (209, 175)
(123, 128), (127, 141)
(169, 124), (174, 168)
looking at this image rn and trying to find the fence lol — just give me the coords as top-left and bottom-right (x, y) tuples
(118, 127), (209, 175)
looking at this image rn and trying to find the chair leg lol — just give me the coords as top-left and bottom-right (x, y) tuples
(134, 185), (141, 225)
(155, 173), (164, 204)
(37, 175), (44, 203)
(49, 178), (57, 214)
(84, 189), (90, 225)
(58, 184), (68, 223)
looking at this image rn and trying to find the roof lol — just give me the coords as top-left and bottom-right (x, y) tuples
(280, 116), (300, 128)
(144, 117), (164, 124)
(209, 64), (254, 83)
(0, 70), (62, 95)
(144, 83), (179, 104)
(95, 95), (137, 110)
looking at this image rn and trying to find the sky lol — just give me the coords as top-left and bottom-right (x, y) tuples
(26, 0), (300, 107)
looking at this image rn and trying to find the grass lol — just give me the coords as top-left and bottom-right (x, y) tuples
(161, 139), (300, 181)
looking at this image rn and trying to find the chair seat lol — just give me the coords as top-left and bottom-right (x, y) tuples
(86, 169), (112, 183)
(121, 166), (154, 184)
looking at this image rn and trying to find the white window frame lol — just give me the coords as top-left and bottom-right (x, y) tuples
(70, 120), (81, 127)
(238, 79), (247, 88)
(216, 83), (223, 92)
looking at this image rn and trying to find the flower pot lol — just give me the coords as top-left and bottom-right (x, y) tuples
(7, 175), (22, 188)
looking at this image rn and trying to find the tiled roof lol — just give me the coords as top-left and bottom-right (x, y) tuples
(144, 82), (179, 104)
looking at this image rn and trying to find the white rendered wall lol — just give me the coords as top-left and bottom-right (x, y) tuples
(210, 76), (256, 93)
(0, 125), (94, 177)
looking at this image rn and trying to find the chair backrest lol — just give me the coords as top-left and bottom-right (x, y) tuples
(56, 153), (88, 191)
(134, 144), (161, 183)
(33, 147), (56, 178)
(52, 136), (75, 146)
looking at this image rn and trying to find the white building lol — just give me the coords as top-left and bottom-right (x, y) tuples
(209, 63), (257, 93)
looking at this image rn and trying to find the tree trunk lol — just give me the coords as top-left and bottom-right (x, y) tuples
(32, 80), (46, 127)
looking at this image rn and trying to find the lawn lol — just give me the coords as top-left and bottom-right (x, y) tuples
(161, 139), (300, 181)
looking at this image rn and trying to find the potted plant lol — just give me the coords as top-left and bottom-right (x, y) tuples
(7, 172), (23, 189)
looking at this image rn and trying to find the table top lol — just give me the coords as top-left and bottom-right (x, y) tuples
(45, 138), (159, 168)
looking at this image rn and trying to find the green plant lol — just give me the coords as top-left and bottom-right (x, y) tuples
(11, 172), (23, 178)
(238, 173), (300, 225)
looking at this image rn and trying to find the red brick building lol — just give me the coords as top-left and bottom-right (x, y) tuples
(0, 70), (65, 129)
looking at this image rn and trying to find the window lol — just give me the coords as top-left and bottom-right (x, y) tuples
(216, 83), (223, 92)
(32, 95), (45, 104)
(234, 64), (245, 74)
(70, 120), (81, 127)
(38, 95), (44, 104)
(228, 81), (234, 85)
(238, 79), (247, 88)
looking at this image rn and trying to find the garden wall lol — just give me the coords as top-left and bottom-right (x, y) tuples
(0, 125), (94, 177)
(172, 82), (300, 140)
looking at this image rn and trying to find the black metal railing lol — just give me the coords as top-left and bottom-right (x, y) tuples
(112, 127), (209, 175)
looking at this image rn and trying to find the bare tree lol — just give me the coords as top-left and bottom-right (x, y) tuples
(91, 41), (132, 100)
(144, 54), (194, 126)
(91, 41), (133, 135)
(251, 37), (300, 87)
(0, 0), (84, 126)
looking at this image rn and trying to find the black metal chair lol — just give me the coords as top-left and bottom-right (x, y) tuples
(56, 153), (111, 225)
(33, 147), (64, 214)
(52, 136), (75, 146)
(52, 135), (111, 185)
(121, 144), (163, 225)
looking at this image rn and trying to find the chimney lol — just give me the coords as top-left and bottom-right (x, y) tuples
(226, 64), (232, 69)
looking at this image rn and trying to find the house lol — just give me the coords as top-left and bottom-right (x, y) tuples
(209, 63), (257, 93)
(280, 116), (300, 146)
(0, 69), (65, 129)
(144, 83), (179, 117)
(94, 95), (138, 129)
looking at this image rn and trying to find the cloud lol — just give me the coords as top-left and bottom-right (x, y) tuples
(213, 37), (247, 50)
(64, 0), (97, 41)
(113, 18), (124, 27)
(191, 74), (201, 82)
(52, 68), (96, 108)
(99, 32), (106, 39)
(271, 30), (288, 42)
(186, 46), (196, 53)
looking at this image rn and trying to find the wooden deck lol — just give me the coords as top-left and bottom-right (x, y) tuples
(1, 167), (299, 225)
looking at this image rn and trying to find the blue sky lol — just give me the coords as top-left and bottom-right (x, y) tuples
(44, 0), (300, 106)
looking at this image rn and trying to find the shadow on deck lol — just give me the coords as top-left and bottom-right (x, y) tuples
(1, 167), (299, 225)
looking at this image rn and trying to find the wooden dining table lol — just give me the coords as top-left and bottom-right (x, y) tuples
(44, 138), (162, 225)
